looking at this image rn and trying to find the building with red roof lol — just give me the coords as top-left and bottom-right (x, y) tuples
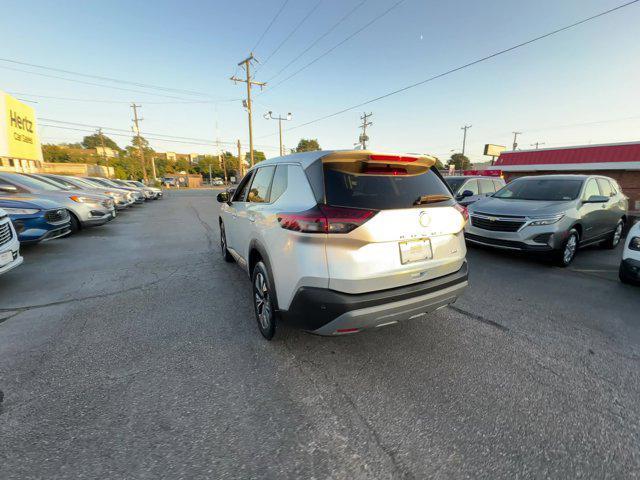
(495, 141), (640, 212)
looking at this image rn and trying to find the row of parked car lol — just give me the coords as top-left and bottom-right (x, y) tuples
(444, 173), (639, 284)
(0, 172), (162, 276)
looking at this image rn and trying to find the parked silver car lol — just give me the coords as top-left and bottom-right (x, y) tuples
(465, 175), (628, 266)
(123, 180), (163, 199)
(0, 173), (116, 232)
(25, 173), (134, 210)
(445, 175), (505, 206)
(85, 177), (145, 204)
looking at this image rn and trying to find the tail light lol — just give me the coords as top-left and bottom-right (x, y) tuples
(278, 205), (377, 234)
(453, 203), (469, 222)
(369, 154), (418, 163)
(363, 166), (407, 175)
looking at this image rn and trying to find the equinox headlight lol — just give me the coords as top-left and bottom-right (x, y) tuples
(527, 214), (564, 226)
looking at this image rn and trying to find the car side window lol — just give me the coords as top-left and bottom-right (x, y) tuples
(463, 179), (479, 195)
(478, 178), (495, 194)
(269, 165), (288, 203)
(247, 166), (275, 203)
(583, 179), (600, 200)
(493, 179), (504, 190)
(596, 178), (613, 197)
(232, 171), (254, 202)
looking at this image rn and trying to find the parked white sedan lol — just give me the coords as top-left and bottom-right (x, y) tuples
(0, 207), (23, 276)
(619, 221), (640, 285)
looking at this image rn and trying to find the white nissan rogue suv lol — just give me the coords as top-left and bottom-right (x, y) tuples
(217, 150), (469, 339)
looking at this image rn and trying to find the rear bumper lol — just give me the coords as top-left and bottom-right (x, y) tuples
(280, 262), (468, 335)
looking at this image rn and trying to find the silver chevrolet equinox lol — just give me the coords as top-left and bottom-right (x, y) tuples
(465, 174), (628, 266)
(217, 150), (469, 339)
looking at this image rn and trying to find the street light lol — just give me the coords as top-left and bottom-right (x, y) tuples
(264, 111), (292, 156)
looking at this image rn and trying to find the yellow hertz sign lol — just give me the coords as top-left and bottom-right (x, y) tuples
(0, 91), (43, 161)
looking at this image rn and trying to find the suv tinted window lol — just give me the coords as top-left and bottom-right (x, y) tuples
(247, 166), (275, 203)
(583, 179), (600, 199)
(324, 162), (452, 210)
(269, 165), (288, 203)
(478, 178), (495, 194)
(596, 178), (613, 197)
(232, 171), (254, 202)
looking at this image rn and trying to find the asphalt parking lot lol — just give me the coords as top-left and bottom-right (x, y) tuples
(1, 189), (639, 479)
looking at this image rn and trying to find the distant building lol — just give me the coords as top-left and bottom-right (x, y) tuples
(495, 141), (640, 213)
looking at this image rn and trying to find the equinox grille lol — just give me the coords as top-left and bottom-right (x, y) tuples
(0, 221), (13, 246)
(471, 215), (525, 232)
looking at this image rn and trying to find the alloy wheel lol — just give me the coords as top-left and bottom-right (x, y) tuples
(254, 272), (271, 330)
(564, 234), (577, 264)
(613, 222), (623, 246)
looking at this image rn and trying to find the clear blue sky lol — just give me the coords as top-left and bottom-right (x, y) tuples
(2, 0), (639, 162)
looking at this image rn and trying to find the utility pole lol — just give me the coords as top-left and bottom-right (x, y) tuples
(237, 140), (242, 179)
(358, 112), (373, 149)
(264, 111), (292, 156)
(220, 151), (227, 184)
(131, 103), (147, 182)
(97, 128), (110, 179)
(209, 163), (213, 186)
(530, 141), (545, 150)
(512, 131), (522, 151)
(460, 124), (472, 156)
(231, 53), (266, 168)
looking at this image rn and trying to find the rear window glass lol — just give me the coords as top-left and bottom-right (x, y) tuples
(479, 178), (496, 194)
(596, 178), (613, 197)
(269, 165), (288, 203)
(323, 162), (452, 210)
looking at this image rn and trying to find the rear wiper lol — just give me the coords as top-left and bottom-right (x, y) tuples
(414, 194), (451, 206)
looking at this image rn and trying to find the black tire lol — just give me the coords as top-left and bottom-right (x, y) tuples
(252, 261), (276, 340)
(69, 212), (81, 234)
(219, 222), (234, 263)
(554, 229), (579, 267)
(619, 264), (639, 285)
(603, 220), (624, 249)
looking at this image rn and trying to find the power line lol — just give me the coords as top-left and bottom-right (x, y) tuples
(257, 0), (324, 72)
(261, 0), (406, 94)
(0, 57), (213, 97)
(9, 92), (236, 105)
(265, 0), (368, 83)
(284, 0), (639, 132)
(38, 119), (281, 150)
(251, 0), (290, 53)
(0, 65), (207, 101)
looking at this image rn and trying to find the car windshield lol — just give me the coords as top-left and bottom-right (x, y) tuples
(493, 178), (583, 201)
(2, 173), (63, 191)
(30, 175), (75, 190)
(444, 178), (466, 192)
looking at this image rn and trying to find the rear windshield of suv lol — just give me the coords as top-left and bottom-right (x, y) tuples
(323, 161), (452, 210)
(494, 178), (583, 201)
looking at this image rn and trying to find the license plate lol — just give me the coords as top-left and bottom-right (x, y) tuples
(399, 239), (432, 264)
(0, 251), (13, 267)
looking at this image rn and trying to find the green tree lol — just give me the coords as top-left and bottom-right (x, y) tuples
(81, 134), (120, 150)
(42, 144), (72, 163)
(294, 138), (321, 152)
(433, 157), (444, 170)
(251, 150), (266, 163)
(446, 153), (472, 171)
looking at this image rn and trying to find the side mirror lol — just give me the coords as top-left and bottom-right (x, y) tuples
(584, 195), (609, 203)
(459, 189), (474, 198)
(0, 184), (18, 193)
(216, 192), (230, 203)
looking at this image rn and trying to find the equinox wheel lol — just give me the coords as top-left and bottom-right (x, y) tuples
(604, 220), (624, 249)
(220, 222), (234, 262)
(252, 261), (276, 340)
(555, 229), (579, 267)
